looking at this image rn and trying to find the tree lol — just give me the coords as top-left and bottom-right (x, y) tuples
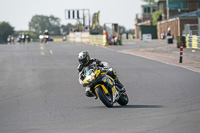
(152, 11), (162, 26)
(60, 23), (74, 35)
(0, 22), (14, 43)
(29, 15), (61, 35)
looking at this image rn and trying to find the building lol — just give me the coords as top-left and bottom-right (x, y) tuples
(157, 0), (200, 20)
(157, 0), (200, 39)
(142, 4), (158, 21)
(135, 4), (158, 39)
(135, 0), (200, 39)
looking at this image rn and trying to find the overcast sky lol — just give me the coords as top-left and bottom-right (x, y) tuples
(0, 0), (145, 31)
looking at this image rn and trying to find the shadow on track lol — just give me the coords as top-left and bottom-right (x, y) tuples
(112, 105), (164, 108)
(86, 105), (164, 109)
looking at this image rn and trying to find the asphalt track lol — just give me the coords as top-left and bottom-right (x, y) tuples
(0, 41), (200, 133)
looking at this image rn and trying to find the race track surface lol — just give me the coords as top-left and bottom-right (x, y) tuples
(0, 41), (200, 133)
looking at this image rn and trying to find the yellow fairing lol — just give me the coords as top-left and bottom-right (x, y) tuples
(101, 72), (107, 75)
(109, 79), (113, 85)
(94, 84), (108, 95)
(94, 70), (100, 77)
(101, 85), (108, 94)
(112, 86), (117, 95)
(83, 79), (89, 84)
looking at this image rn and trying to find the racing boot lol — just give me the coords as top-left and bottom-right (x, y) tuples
(115, 78), (126, 93)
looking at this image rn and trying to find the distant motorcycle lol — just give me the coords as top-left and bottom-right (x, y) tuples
(82, 64), (129, 107)
(43, 35), (49, 43)
(39, 35), (44, 43)
(39, 35), (49, 43)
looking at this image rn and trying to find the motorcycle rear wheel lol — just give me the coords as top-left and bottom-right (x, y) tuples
(96, 86), (113, 107)
(117, 93), (129, 106)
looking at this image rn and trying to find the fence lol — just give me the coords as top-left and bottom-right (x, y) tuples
(183, 24), (199, 36)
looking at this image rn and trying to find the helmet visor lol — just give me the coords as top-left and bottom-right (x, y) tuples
(79, 57), (88, 65)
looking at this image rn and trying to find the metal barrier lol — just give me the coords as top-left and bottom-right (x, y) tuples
(183, 24), (199, 36)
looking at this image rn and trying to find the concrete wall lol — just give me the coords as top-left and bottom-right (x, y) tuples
(67, 32), (107, 46)
(68, 32), (90, 43)
(157, 17), (198, 39)
(89, 35), (107, 46)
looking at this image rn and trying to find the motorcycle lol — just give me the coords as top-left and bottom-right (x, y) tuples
(83, 64), (129, 107)
(43, 35), (49, 43)
(39, 35), (44, 43)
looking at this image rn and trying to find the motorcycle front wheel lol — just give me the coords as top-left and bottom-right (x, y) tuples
(96, 86), (113, 107)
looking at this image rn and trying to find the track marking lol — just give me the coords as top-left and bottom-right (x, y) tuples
(50, 50), (53, 55)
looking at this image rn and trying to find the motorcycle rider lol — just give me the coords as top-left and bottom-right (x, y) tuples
(44, 30), (49, 36)
(77, 51), (125, 97)
(43, 30), (49, 43)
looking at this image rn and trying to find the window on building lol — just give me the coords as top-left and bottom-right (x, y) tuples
(198, 1), (200, 9)
(144, 7), (151, 14)
(144, 7), (147, 13)
(159, 4), (163, 11)
(147, 7), (151, 13)
(182, 1), (188, 10)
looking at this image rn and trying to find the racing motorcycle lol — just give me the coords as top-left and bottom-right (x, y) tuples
(83, 64), (129, 107)
(43, 35), (49, 43)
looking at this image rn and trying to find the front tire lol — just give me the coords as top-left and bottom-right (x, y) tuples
(117, 93), (129, 106)
(96, 86), (113, 107)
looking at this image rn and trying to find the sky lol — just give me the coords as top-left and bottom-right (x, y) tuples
(0, 0), (145, 31)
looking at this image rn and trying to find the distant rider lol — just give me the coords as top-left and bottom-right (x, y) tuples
(43, 30), (49, 43)
(44, 30), (49, 36)
(77, 51), (125, 97)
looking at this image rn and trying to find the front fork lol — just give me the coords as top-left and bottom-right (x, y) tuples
(93, 84), (119, 103)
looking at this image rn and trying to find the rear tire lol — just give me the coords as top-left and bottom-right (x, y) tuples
(96, 86), (113, 107)
(117, 93), (129, 106)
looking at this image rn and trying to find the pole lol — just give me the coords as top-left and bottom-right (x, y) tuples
(179, 42), (183, 63)
(166, 0), (169, 19)
(198, 17), (200, 36)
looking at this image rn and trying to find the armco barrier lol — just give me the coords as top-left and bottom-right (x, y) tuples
(185, 35), (200, 49)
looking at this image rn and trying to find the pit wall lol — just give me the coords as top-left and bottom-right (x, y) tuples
(67, 32), (107, 46)
(88, 35), (107, 46)
(53, 36), (63, 42)
(185, 35), (200, 49)
(68, 32), (90, 43)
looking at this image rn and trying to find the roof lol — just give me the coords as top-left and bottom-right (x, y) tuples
(141, 4), (157, 8)
(170, 9), (200, 19)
